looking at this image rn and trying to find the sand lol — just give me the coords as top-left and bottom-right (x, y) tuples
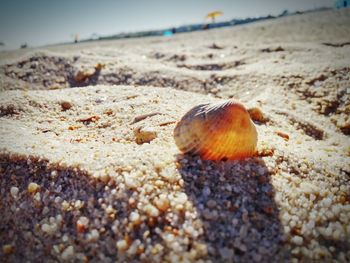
(0, 8), (349, 263)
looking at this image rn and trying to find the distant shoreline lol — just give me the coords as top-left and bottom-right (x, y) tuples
(82, 7), (331, 43)
(0, 6), (334, 52)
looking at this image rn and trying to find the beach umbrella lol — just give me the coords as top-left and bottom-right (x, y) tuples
(205, 11), (224, 48)
(206, 11), (223, 23)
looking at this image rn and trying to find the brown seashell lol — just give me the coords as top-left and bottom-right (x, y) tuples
(174, 99), (257, 160)
(134, 126), (157, 144)
(248, 107), (267, 123)
(274, 131), (290, 141)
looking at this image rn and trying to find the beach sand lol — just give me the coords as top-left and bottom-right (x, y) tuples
(0, 8), (349, 262)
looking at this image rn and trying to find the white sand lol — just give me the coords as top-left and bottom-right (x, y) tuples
(0, 8), (349, 262)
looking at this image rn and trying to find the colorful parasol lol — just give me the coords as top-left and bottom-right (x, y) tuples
(205, 11), (223, 23)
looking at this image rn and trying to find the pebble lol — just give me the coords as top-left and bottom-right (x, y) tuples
(76, 216), (89, 232)
(322, 198), (332, 208)
(154, 194), (170, 212)
(143, 204), (160, 217)
(33, 192), (41, 202)
(60, 101), (72, 111)
(129, 211), (141, 224)
(202, 186), (211, 197)
(27, 182), (39, 193)
(124, 175), (140, 189)
(61, 245), (75, 260)
(41, 222), (58, 235)
(10, 186), (19, 198)
(116, 240), (128, 252)
(41, 223), (50, 233)
(51, 170), (58, 178)
(2, 244), (14, 254)
(74, 200), (84, 209)
(61, 200), (70, 211)
(42, 206), (49, 215)
(257, 166), (265, 175)
(291, 235), (303, 246)
(174, 192), (188, 205)
(87, 229), (100, 242)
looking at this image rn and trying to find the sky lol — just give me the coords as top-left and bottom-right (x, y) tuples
(0, 0), (336, 50)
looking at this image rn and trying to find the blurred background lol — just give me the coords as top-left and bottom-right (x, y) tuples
(0, 0), (345, 50)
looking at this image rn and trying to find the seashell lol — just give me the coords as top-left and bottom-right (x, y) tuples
(247, 107), (267, 123)
(134, 126), (157, 144)
(174, 99), (257, 160)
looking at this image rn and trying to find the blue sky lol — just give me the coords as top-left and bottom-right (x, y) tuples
(0, 0), (335, 49)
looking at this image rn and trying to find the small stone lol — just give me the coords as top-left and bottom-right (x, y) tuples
(291, 235), (303, 246)
(99, 173), (110, 183)
(10, 186), (19, 198)
(116, 240), (128, 252)
(27, 182), (39, 193)
(74, 200), (84, 209)
(87, 229), (100, 242)
(2, 244), (14, 254)
(174, 192), (187, 205)
(61, 245), (74, 260)
(41, 222), (57, 235)
(154, 195), (170, 212)
(62, 234), (69, 242)
(202, 186), (211, 196)
(76, 216), (89, 233)
(144, 204), (160, 217)
(41, 223), (51, 233)
(42, 206), (49, 215)
(129, 212), (141, 224)
(128, 198), (137, 208)
(51, 170), (58, 178)
(61, 200), (70, 211)
(160, 167), (178, 183)
(257, 167), (265, 175)
(106, 205), (116, 215)
(61, 101), (72, 111)
(322, 198), (332, 208)
(55, 196), (63, 204)
(33, 192), (41, 202)
(124, 176), (140, 189)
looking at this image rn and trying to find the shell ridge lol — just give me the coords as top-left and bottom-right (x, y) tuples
(201, 113), (237, 159)
(175, 119), (206, 154)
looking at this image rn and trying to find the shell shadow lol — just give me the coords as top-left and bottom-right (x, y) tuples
(176, 154), (290, 262)
(0, 156), (154, 262)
